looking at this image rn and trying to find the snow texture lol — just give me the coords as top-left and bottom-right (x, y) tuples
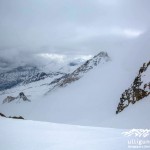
(0, 117), (133, 150)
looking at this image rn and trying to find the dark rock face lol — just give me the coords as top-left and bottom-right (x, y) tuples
(47, 52), (110, 93)
(69, 62), (78, 66)
(0, 65), (39, 91)
(0, 112), (6, 117)
(0, 112), (24, 119)
(116, 61), (150, 114)
(9, 116), (24, 120)
(19, 92), (29, 101)
(2, 92), (30, 104)
(49, 74), (69, 86)
(23, 71), (65, 84)
(3, 96), (16, 104)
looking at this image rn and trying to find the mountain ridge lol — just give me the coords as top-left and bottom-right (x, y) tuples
(47, 51), (110, 93)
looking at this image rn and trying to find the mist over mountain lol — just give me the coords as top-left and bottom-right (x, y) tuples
(0, 0), (150, 74)
(0, 0), (150, 150)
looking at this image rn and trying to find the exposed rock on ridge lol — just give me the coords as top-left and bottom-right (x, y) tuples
(2, 92), (30, 104)
(47, 52), (110, 93)
(116, 61), (150, 114)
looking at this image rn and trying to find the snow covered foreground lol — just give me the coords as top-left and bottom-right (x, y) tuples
(0, 117), (131, 150)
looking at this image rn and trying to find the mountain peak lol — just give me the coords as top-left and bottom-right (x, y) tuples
(47, 51), (110, 93)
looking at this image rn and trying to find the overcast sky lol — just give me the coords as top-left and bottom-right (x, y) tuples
(0, 0), (150, 70)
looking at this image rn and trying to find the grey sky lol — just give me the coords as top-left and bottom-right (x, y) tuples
(0, 0), (150, 70)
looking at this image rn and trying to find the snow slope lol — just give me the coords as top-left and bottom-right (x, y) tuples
(27, 57), (150, 128)
(0, 117), (133, 150)
(0, 50), (149, 129)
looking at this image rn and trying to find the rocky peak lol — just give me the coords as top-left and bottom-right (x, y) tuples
(48, 52), (110, 92)
(2, 92), (30, 104)
(116, 61), (150, 114)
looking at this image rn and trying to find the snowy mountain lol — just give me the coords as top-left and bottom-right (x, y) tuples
(0, 65), (39, 91)
(0, 51), (109, 102)
(0, 51), (149, 129)
(48, 51), (110, 92)
(0, 57), (86, 92)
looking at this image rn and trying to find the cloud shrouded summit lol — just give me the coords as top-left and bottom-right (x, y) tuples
(0, 0), (150, 70)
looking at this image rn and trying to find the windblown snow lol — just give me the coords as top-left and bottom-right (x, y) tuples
(0, 50), (149, 128)
(0, 50), (150, 150)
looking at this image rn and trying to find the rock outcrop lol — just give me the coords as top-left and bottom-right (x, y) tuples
(0, 112), (24, 119)
(0, 112), (6, 117)
(2, 92), (30, 104)
(116, 61), (150, 114)
(23, 71), (66, 84)
(8, 116), (24, 119)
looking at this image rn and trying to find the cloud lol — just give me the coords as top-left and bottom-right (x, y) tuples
(36, 53), (93, 67)
(37, 53), (66, 63)
(122, 29), (143, 38)
(0, 0), (150, 71)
